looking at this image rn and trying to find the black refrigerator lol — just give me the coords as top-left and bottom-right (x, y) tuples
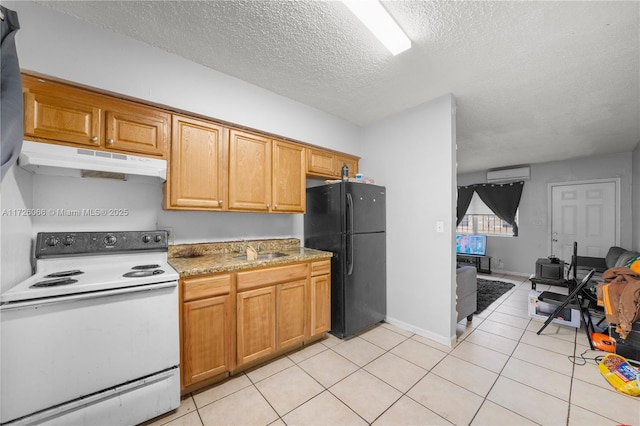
(304, 182), (386, 338)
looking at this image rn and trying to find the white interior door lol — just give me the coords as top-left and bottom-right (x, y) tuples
(550, 180), (618, 262)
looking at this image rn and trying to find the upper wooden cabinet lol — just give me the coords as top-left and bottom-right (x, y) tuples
(166, 115), (228, 210)
(228, 131), (305, 213)
(104, 106), (170, 157)
(272, 140), (305, 213)
(306, 147), (359, 179)
(228, 129), (272, 212)
(22, 74), (170, 158)
(336, 154), (359, 179)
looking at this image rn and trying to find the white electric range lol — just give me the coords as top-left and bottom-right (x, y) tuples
(1, 230), (180, 426)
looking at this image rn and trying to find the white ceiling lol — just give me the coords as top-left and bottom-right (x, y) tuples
(39, 1), (639, 173)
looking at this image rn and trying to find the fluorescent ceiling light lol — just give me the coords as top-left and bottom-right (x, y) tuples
(342, 0), (411, 56)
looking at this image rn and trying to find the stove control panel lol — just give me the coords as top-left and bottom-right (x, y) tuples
(35, 231), (169, 258)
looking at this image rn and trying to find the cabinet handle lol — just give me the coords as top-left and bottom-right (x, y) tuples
(218, 200), (223, 206)
(266, 203), (270, 209)
(90, 136), (98, 141)
(107, 138), (114, 145)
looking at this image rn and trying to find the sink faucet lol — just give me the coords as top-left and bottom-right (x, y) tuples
(238, 240), (260, 254)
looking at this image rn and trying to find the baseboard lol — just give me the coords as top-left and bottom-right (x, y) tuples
(486, 268), (530, 277)
(385, 316), (455, 348)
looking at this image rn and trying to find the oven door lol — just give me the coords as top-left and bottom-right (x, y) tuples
(0, 281), (179, 425)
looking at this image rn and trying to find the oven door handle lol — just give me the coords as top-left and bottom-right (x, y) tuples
(0, 281), (178, 311)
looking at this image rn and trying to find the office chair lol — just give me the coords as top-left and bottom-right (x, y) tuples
(536, 269), (596, 350)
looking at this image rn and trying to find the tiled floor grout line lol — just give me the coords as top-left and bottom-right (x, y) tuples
(287, 345), (371, 425)
(166, 276), (635, 426)
(565, 336), (580, 426)
(489, 281), (633, 426)
(457, 285), (530, 425)
(463, 279), (583, 425)
(358, 331), (454, 426)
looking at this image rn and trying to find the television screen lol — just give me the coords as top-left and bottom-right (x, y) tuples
(456, 234), (487, 256)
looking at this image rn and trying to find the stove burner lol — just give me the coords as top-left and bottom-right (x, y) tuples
(31, 278), (79, 288)
(123, 269), (165, 278)
(131, 264), (162, 270)
(44, 270), (85, 278)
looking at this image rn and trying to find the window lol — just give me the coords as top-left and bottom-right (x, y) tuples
(456, 193), (516, 236)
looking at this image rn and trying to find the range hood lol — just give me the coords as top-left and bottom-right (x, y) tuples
(18, 141), (167, 181)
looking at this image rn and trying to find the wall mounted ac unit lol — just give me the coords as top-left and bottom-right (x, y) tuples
(486, 166), (530, 183)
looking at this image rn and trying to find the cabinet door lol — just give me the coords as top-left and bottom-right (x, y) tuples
(277, 279), (307, 349)
(306, 148), (336, 178)
(23, 89), (102, 147)
(168, 115), (228, 209)
(228, 129), (271, 211)
(182, 295), (231, 387)
(335, 155), (358, 178)
(105, 105), (169, 157)
(236, 286), (276, 365)
(310, 274), (331, 337)
(272, 140), (305, 213)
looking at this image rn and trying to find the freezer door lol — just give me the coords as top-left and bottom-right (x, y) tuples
(343, 232), (386, 337)
(305, 184), (344, 238)
(344, 183), (386, 234)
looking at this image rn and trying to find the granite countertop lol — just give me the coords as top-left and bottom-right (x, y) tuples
(168, 238), (332, 277)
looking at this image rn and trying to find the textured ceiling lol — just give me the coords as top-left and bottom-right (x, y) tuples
(39, 1), (640, 173)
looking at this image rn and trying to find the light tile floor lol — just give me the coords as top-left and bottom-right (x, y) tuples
(146, 274), (640, 426)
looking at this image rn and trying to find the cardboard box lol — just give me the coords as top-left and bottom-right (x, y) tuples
(528, 290), (581, 328)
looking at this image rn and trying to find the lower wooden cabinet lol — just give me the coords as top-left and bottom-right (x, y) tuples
(182, 294), (232, 387)
(277, 279), (307, 349)
(180, 260), (330, 392)
(235, 263), (308, 368)
(180, 274), (233, 390)
(236, 286), (276, 365)
(310, 260), (331, 338)
(310, 274), (331, 337)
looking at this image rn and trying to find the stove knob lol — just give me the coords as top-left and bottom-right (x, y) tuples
(142, 235), (151, 243)
(104, 235), (117, 246)
(63, 235), (75, 246)
(45, 236), (59, 247)
(154, 235), (162, 243)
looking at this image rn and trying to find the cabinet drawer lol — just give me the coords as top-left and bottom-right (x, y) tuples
(311, 260), (331, 277)
(183, 274), (232, 302)
(237, 263), (308, 291)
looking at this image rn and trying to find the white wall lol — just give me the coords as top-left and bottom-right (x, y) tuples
(633, 143), (640, 252)
(361, 94), (457, 345)
(1, 1), (360, 289)
(458, 151), (634, 275)
(0, 167), (34, 293)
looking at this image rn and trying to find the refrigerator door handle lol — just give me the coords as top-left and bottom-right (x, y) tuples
(347, 192), (354, 275)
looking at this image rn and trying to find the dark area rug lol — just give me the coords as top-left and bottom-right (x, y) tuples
(475, 279), (516, 314)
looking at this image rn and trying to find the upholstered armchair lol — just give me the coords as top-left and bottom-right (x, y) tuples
(456, 266), (478, 322)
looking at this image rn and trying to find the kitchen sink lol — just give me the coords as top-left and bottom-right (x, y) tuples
(234, 252), (288, 261)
